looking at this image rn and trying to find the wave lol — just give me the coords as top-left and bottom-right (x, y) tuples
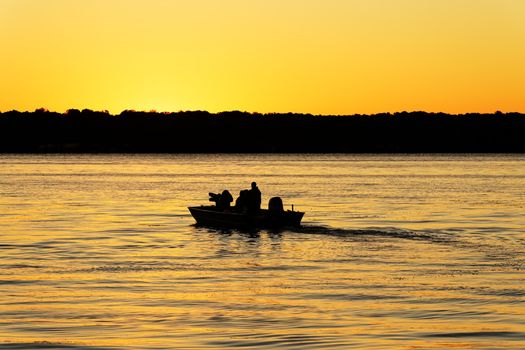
(423, 331), (525, 340)
(292, 224), (454, 243)
(0, 342), (117, 350)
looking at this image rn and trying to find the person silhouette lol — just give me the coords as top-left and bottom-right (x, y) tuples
(235, 189), (249, 212)
(219, 189), (233, 210)
(209, 190), (233, 210)
(249, 182), (261, 212)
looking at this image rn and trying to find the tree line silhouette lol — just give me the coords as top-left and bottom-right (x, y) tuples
(0, 109), (524, 153)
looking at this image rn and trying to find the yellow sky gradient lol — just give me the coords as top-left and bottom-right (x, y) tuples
(1, 0), (524, 114)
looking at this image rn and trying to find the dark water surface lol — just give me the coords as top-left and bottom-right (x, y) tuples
(0, 154), (524, 349)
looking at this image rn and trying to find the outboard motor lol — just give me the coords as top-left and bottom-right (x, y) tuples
(268, 197), (284, 212)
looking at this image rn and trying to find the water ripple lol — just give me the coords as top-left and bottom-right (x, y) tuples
(422, 331), (525, 340)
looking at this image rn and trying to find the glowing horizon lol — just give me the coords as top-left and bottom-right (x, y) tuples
(1, 0), (524, 115)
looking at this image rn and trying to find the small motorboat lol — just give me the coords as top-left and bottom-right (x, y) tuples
(188, 205), (304, 229)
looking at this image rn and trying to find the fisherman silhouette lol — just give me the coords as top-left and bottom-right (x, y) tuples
(248, 182), (261, 212)
(219, 190), (233, 210)
(235, 189), (250, 212)
(209, 189), (233, 210)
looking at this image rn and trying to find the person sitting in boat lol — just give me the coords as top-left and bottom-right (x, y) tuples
(235, 189), (250, 212)
(209, 190), (233, 210)
(247, 182), (261, 213)
(219, 190), (233, 210)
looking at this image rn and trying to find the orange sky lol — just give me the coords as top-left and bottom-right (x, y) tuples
(1, 0), (524, 114)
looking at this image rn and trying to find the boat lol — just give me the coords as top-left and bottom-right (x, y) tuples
(188, 205), (305, 229)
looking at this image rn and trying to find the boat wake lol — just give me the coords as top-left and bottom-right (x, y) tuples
(292, 224), (453, 243)
(196, 222), (454, 243)
(290, 224), (524, 271)
(195, 223), (524, 271)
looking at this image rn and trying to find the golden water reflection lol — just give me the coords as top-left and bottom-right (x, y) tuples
(0, 154), (524, 349)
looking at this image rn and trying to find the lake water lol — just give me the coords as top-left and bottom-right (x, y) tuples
(0, 154), (524, 349)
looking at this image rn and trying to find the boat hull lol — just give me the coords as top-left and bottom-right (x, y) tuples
(188, 206), (304, 229)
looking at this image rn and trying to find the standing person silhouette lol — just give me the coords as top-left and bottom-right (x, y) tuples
(249, 182), (261, 212)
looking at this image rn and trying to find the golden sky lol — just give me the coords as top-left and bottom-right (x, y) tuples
(1, 0), (524, 114)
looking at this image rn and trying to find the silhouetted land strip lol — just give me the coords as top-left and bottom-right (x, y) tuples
(1, 109), (524, 153)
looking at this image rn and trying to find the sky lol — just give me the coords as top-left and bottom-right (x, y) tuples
(1, 0), (524, 115)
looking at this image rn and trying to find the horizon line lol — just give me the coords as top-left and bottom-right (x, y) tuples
(1, 108), (523, 117)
